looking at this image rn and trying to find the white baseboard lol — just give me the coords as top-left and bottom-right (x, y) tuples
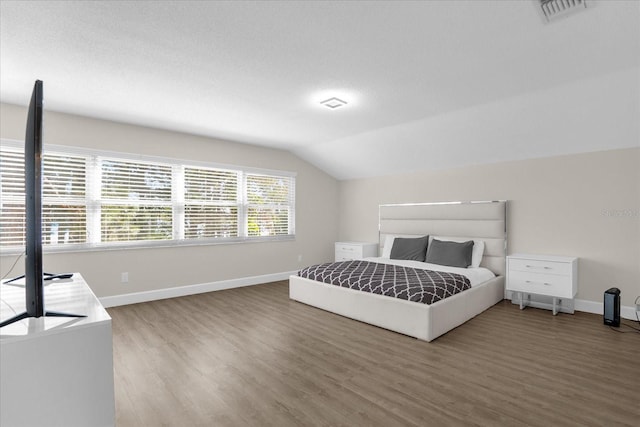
(506, 291), (638, 320)
(103, 279), (640, 321)
(99, 271), (297, 308)
(574, 298), (638, 321)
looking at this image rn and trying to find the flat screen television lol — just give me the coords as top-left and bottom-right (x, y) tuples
(0, 80), (83, 328)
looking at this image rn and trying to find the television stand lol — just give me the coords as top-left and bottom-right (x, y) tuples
(0, 272), (85, 328)
(0, 309), (86, 328)
(0, 273), (115, 426)
(3, 271), (74, 284)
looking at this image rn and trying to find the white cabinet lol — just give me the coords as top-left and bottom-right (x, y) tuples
(507, 254), (577, 315)
(335, 241), (378, 262)
(0, 274), (115, 427)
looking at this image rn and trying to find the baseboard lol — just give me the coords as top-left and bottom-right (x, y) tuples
(99, 271), (297, 308)
(574, 298), (638, 321)
(104, 279), (640, 319)
(506, 291), (637, 320)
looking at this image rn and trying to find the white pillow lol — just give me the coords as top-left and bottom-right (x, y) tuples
(381, 235), (396, 258)
(429, 236), (485, 268)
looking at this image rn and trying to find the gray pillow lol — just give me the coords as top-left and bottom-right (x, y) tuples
(390, 236), (429, 262)
(426, 238), (474, 268)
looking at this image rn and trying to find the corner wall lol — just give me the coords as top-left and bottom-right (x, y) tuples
(0, 103), (339, 298)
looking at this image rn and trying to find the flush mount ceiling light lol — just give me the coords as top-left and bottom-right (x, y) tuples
(310, 89), (357, 110)
(320, 97), (348, 109)
(538, 0), (587, 22)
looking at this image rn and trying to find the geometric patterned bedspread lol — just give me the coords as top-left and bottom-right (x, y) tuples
(298, 260), (471, 305)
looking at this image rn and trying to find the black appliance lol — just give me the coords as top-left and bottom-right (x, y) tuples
(603, 287), (620, 327)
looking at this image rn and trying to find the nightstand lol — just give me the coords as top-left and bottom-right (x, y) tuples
(506, 253), (578, 315)
(335, 241), (378, 262)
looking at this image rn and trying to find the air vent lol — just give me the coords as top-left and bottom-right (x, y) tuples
(539, 0), (587, 22)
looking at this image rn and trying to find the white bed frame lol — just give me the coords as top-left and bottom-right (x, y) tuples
(289, 201), (507, 342)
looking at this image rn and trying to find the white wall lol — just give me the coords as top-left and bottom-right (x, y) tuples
(338, 148), (640, 307)
(0, 103), (339, 298)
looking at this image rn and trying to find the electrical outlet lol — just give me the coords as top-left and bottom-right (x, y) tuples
(297, 254), (303, 262)
(121, 272), (129, 283)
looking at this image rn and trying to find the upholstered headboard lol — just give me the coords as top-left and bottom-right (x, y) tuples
(379, 201), (507, 276)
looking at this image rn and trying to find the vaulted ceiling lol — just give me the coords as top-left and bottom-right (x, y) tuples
(1, 1), (638, 179)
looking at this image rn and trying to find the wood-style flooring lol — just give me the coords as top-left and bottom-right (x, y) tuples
(108, 280), (640, 426)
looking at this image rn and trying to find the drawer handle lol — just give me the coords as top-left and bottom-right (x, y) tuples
(525, 280), (552, 286)
(525, 265), (551, 270)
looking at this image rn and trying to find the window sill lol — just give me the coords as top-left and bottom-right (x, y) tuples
(0, 235), (296, 256)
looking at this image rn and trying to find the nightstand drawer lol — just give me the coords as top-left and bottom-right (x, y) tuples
(334, 242), (378, 262)
(507, 270), (574, 298)
(508, 258), (572, 276)
(335, 249), (359, 261)
(335, 244), (360, 254)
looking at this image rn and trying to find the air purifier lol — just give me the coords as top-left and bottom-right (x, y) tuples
(603, 288), (620, 327)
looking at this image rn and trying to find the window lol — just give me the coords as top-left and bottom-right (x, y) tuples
(0, 149), (26, 247)
(43, 153), (88, 245)
(184, 166), (239, 239)
(0, 150), (88, 247)
(246, 173), (295, 237)
(100, 158), (173, 242)
(0, 140), (295, 252)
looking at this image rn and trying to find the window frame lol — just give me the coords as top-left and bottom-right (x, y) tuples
(0, 139), (296, 255)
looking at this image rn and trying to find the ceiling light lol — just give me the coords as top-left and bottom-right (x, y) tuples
(320, 97), (348, 109)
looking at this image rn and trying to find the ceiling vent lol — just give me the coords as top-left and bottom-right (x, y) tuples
(539, 0), (587, 22)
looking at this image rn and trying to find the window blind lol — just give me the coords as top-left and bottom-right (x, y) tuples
(246, 173), (295, 237)
(100, 158), (173, 242)
(0, 149), (25, 247)
(42, 154), (87, 245)
(184, 166), (239, 239)
(0, 140), (296, 252)
(1, 148), (88, 247)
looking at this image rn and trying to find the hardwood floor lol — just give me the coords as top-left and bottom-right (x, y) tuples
(108, 281), (640, 426)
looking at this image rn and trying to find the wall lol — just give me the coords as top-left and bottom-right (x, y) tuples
(0, 103), (339, 299)
(338, 148), (640, 307)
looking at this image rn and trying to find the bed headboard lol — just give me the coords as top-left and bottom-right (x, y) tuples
(379, 201), (507, 276)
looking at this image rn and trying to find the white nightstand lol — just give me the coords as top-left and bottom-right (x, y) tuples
(506, 253), (578, 315)
(335, 241), (378, 262)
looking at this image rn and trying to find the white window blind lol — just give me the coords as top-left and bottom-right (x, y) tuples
(42, 153), (87, 245)
(0, 140), (295, 253)
(0, 149), (26, 247)
(100, 158), (173, 242)
(184, 166), (239, 239)
(0, 148), (88, 247)
(246, 173), (295, 237)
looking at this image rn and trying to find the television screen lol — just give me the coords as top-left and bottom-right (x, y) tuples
(0, 80), (84, 328)
(24, 79), (45, 317)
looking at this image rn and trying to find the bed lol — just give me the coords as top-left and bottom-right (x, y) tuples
(289, 200), (507, 342)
